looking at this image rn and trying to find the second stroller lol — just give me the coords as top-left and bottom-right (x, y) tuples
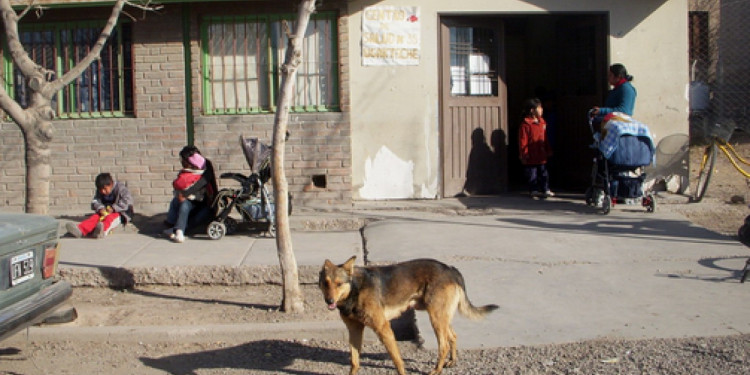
(206, 136), (279, 239)
(585, 111), (656, 214)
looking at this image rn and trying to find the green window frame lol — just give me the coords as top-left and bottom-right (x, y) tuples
(201, 12), (339, 114)
(1, 21), (133, 119)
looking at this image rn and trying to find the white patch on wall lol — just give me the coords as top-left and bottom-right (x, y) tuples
(419, 110), (439, 199)
(419, 183), (437, 199)
(359, 146), (414, 199)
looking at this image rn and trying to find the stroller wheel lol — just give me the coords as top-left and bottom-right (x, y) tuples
(207, 221), (227, 240)
(599, 195), (611, 215)
(224, 217), (238, 235)
(644, 195), (656, 213)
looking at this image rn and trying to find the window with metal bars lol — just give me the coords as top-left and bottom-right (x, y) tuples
(449, 26), (498, 97)
(201, 12), (339, 114)
(2, 21), (133, 118)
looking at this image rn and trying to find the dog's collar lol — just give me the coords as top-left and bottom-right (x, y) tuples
(337, 273), (360, 316)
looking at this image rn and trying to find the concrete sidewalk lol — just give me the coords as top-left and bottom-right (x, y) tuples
(51, 194), (750, 349)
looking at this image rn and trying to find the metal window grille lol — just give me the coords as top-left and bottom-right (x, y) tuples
(689, 1), (750, 141)
(3, 22), (133, 118)
(449, 26), (498, 97)
(203, 13), (339, 114)
(206, 19), (272, 113)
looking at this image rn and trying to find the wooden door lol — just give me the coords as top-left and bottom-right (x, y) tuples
(440, 18), (507, 197)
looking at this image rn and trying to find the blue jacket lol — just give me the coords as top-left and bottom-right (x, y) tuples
(599, 81), (636, 116)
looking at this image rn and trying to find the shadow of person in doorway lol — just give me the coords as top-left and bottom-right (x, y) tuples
(491, 128), (508, 190)
(461, 127), (500, 196)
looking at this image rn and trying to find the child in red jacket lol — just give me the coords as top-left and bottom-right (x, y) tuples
(518, 98), (553, 198)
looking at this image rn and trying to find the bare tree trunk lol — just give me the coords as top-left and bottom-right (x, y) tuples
(23, 108), (55, 215)
(271, 0), (316, 313)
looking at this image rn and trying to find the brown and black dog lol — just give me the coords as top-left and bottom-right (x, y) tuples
(319, 256), (498, 375)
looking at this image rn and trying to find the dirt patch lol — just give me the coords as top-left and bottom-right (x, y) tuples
(675, 135), (750, 236)
(66, 284), (338, 327)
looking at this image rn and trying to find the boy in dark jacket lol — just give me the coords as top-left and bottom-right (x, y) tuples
(66, 173), (134, 238)
(518, 98), (553, 198)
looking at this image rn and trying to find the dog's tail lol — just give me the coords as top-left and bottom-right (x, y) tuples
(457, 288), (499, 320)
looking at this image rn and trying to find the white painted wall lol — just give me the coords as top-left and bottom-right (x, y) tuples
(347, 0), (689, 200)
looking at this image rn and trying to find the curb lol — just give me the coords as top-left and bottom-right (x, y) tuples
(59, 265), (324, 288)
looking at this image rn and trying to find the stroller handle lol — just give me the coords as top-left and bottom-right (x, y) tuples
(587, 109), (600, 147)
(587, 108), (596, 128)
(220, 171), (258, 184)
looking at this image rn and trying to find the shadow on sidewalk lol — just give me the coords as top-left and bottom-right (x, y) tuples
(455, 192), (593, 213)
(129, 287), (278, 311)
(496, 216), (733, 244)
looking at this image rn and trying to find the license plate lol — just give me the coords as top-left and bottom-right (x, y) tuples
(10, 251), (34, 286)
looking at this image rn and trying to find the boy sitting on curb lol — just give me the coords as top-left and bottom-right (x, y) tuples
(66, 172), (134, 239)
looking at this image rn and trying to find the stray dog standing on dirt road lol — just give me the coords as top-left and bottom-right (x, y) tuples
(319, 256), (498, 375)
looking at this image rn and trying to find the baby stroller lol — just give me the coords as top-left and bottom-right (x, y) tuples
(206, 136), (278, 240)
(584, 111), (656, 214)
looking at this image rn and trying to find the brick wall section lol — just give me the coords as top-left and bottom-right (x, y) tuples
(0, 123), (25, 211)
(194, 112), (351, 209)
(0, 4), (352, 214)
(189, 7), (352, 210)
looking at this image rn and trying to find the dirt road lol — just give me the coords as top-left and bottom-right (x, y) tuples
(2, 332), (749, 374)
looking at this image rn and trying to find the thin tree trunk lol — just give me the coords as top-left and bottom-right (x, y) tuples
(23, 110), (54, 215)
(271, 0), (316, 313)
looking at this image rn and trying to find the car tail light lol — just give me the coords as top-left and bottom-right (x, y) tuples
(43, 243), (60, 279)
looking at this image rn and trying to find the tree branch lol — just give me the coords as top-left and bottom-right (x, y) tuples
(43, 0), (126, 95)
(0, 84), (30, 127)
(17, 0), (36, 19)
(43, 0), (161, 96)
(0, 0), (44, 79)
(125, 0), (163, 13)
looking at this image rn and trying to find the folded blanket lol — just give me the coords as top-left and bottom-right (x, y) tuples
(598, 112), (655, 163)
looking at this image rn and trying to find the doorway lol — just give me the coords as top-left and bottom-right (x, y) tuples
(439, 14), (608, 197)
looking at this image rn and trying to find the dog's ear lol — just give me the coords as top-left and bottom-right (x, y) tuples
(324, 259), (334, 269)
(343, 256), (356, 275)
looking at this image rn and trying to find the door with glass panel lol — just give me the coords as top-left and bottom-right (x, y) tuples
(440, 18), (506, 197)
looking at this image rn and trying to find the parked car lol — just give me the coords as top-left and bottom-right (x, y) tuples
(0, 213), (72, 341)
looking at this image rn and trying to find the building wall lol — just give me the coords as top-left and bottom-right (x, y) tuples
(0, 0), (691, 212)
(347, 0), (690, 199)
(0, 2), (352, 214)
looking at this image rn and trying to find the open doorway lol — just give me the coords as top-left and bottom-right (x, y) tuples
(439, 13), (608, 197)
(505, 14), (608, 193)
